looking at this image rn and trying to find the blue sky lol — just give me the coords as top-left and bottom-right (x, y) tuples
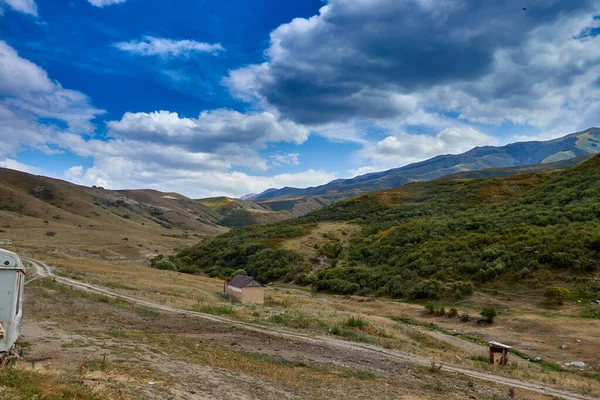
(0, 0), (599, 198)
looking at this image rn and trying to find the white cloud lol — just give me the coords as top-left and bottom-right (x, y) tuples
(1, 0), (38, 16)
(106, 109), (309, 156)
(0, 158), (44, 174)
(114, 36), (224, 58)
(65, 161), (336, 198)
(87, 0), (126, 7)
(360, 127), (498, 170)
(270, 153), (299, 167)
(0, 41), (103, 133)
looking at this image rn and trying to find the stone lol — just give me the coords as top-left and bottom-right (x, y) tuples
(534, 356), (542, 361)
(564, 362), (586, 368)
(560, 344), (568, 349)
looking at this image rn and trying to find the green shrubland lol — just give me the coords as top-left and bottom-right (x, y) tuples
(164, 156), (600, 303)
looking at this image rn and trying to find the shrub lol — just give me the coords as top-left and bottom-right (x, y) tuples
(435, 306), (446, 316)
(424, 301), (436, 314)
(480, 307), (498, 324)
(233, 269), (248, 276)
(448, 307), (459, 318)
(315, 279), (360, 295)
(153, 259), (176, 271)
(581, 306), (600, 319)
(544, 286), (570, 305)
(410, 280), (443, 300)
(45, 231), (57, 237)
(318, 241), (343, 259)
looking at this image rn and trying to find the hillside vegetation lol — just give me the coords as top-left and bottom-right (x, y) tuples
(171, 155), (600, 302)
(253, 127), (600, 204)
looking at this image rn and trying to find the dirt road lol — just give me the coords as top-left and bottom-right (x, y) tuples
(25, 258), (598, 400)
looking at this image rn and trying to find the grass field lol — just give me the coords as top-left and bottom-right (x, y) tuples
(23, 255), (600, 399)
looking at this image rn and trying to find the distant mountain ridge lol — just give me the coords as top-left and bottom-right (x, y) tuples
(254, 127), (600, 202)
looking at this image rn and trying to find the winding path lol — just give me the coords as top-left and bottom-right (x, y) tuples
(25, 258), (597, 400)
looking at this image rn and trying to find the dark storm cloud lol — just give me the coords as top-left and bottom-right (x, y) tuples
(227, 0), (600, 125)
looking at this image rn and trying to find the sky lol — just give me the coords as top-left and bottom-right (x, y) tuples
(0, 0), (599, 198)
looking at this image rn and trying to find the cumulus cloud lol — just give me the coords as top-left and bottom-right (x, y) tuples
(1, 0), (38, 16)
(115, 36), (224, 58)
(359, 127), (498, 170)
(226, 0), (600, 133)
(0, 40), (324, 198)
(107, 109), (308, 150)
(65, 161), (336, 199)
(87, 0), (126, 7)
(0, 41), (103, 133)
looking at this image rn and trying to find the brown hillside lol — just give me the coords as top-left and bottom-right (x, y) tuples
(0, 168), (227, 262)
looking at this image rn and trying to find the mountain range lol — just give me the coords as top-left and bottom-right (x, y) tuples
(251, 127), (600, 203)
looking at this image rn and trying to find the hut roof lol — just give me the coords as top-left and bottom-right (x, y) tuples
(227, 275), (263, 289)
(489, 341), (512, 349)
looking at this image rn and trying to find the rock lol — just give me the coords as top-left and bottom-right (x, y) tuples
(534, 356), (542, 361)
(560, 344), (569, 349)
(564, 362), (586, 368)
(0, 386), (4, 392)
(576, 339), (581, 343)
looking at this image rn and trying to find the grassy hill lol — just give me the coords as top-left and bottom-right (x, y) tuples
(197, 195), (331, 227)
(0, 168), (226, 261)
(171, 155), (600, 302)
(254, 127), (600, 204)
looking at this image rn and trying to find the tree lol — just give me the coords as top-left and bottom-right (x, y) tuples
(480, 307), (498, 324)
(544, 286), (570, 305)
(233, 269), (248, 276)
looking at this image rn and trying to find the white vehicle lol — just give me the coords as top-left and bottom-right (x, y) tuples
(0, 249), (25, 363)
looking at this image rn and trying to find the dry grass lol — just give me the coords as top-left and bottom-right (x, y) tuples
(35, 256), (600, 397)
(20, 279), (559, 400)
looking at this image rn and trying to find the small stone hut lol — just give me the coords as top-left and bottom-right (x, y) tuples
(224, 275), (264, 304)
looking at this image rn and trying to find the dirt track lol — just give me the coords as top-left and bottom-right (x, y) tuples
(25, 258), (598, 400)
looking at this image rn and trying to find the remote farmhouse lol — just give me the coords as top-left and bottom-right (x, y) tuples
(224, 275), (264, 304)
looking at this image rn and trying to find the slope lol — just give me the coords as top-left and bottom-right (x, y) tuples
(254, 127), (600, 203)
(171, 155), (600, 302)
(0, 168), (226, 261)
(197, 195), (332, 227)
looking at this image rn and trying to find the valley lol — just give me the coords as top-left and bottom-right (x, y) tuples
(2, 132), (600, 400)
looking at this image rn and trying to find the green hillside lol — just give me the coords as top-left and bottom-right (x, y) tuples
(169, 155), (600, 301)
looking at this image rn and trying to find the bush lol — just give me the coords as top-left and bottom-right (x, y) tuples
(480, 307), (498, 324)
(153, 259), (176, 271)
(435, 306), (446, 316)
(318, 241), (343, 259)
(448, 307), (458, 318)
(544, 286), (570, 305)
(233, 269), (248, 276)
(315, 278), (360, 295)
(45, 231), (57, 237)
(424, 301), (436, 314)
